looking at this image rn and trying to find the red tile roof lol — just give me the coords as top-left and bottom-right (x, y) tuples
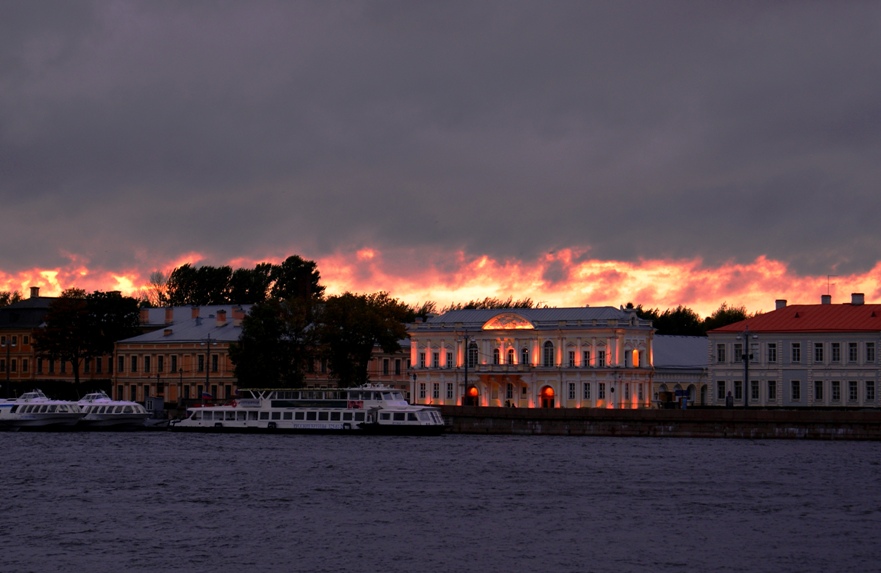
(711, 304), (881, 334)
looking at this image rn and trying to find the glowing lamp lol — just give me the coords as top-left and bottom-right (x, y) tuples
(541, 387), (555, 398)
(467, 386), (479, 397)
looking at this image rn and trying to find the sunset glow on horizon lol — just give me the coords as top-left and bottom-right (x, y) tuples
(3, 248), (878, 319)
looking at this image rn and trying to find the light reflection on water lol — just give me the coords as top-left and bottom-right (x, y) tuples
(1, 433), (879, 573)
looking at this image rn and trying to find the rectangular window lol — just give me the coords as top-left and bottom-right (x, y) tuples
(791, 380), (801, 401)
(10, 359), (16, 373)
(95, 357), (102, 374)
(84, 359), (91, 374)
(197, 355), (205, 373)
(814, 343), (824, 363)
(157, 355), (164, 373)
(767, 381), (776, 401)
(211, 354), (218, 373)
(791, 343), (801, 363)
(395, 359), (402, 375)
(445, 352), (453, 369)
(130, 356), (138, 373)
(734, 343), (743, 362)
(170, 355), (178, 373)
(131, 386), (137, 401)
(37, 358), (43, 374)
(22, 335), (28, 346)
(831, 343), (841, 363)
(22, 359), (28, 373)
(597, 350), (606, 367)
(717, 381), (726, 400)
(815, 381), (823, 401)
(767, 343), (776, 363)
(419, 352), (426, 368)
(848, 342), (858, 362)
(866, 343), (875, 364)
(418, 383), (426, 399)
(49, 360), (55, 374)
(832, 381), (841, 402)
(716, 344), (726, 363)
(432, 383), (439, 399)
(598, 383), (606, 399)
(583, 350), (591, 367)
(867, 381), (875, 402)
(432, 352), (439, 368)
(382, 359), (389, 375)
(638, 384), (644, 401)
(583, 382), (591, 400)
(60, 360), (66, 373)
(447, 383), (454, 399)
(568, 351), (575, 368)
(144, 355), (151, 373)
(506, 383), (513, 400)
(734, 381), (743, 400)
(849, 381), (858, 402)
(568, 382), (575, 400)
(750, 380), (759, 401)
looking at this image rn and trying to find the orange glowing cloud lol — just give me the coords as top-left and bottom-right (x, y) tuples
(3, 248), (880, 317)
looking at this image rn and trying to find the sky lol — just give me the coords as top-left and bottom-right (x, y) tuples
(2, 1), (881, 318)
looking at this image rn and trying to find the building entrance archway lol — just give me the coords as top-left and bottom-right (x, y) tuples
(540, 385), (555, 408)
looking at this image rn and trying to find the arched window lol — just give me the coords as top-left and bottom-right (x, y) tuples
(507, 349), (515, 364)
(492, 348), (500, 365)
(467, 342), (479, 368)
(521, 347), (530, 365)
(543, 341), (555, 367)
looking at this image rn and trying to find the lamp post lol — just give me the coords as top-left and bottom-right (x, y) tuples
(737, 326), (757, 408)
(2, 337), (15, 398)
(201, 334), (217, 399)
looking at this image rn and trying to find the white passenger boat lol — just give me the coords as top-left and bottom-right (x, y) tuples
(170, 385), (445, 435)
(0, 390), (85, 430)
(77, 391), (151, 429)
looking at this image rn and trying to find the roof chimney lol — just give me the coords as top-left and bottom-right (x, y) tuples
(852, 293), (865, 306)
(191, 307), (200, 319)
(216, 309), (227, 327)
(232, 306), (246, 327)
(165, 307), (174, 324)
(30, 286), (40, 298)
(775, 299), (787, 310)
(139, 308), (150, 324)
(821, 294), (831, 305)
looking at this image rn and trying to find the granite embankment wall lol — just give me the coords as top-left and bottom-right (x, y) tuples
(438, 406), (881, 440)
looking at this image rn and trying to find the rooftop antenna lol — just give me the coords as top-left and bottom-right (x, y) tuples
(827, 275), (838, 295)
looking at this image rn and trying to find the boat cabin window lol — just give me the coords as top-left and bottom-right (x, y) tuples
(295, 412), (305, 420)
(283, 412), (292, 420)
(408, 413), (418, 421)
(225, 411), (236, 421)
(237, 412), (247, 421)
(259, 412), (269, 420)
(393, 412), (406, 421)
(306, 411), (317, 421)
(191, 411), (202, 420)
(330, 412), (341, 421)
(318, 412), (328, 421)
(380, 413), (391, 420)
(342, 412), (353, 421)
(271, 412), (281, 420)
(248, 411), (258, 421)
(354, 412), (365, 422)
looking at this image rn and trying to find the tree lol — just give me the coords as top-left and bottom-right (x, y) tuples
(655, 306), (706, 336)
(318, 292), (411, 387)
(228, 263), (274, 304)
(229, 298), (318, 388)
(442, 296), (536, 311)
(1, 290), (23, 307)
(703, 303), (751, 332)
(270, 255), (325, 301)
(32, 289), (140, 390)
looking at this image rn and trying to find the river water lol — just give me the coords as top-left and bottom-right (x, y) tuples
(1, 433), (878, 573)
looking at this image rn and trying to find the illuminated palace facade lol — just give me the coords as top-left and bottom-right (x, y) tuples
(408, 307), (655, 408)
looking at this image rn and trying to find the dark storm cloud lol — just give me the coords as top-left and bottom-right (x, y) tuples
(2, 1), (881, 275)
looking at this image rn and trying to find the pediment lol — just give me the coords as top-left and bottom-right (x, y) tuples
(482, 312), (535, 330)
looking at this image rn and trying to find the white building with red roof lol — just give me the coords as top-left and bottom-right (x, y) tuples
(708, 293), (879, 408)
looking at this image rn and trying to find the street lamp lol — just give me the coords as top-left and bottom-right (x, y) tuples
(201, 334), (217, 399)
(1, 337), (16, 398)
(737, 326), (758, 408)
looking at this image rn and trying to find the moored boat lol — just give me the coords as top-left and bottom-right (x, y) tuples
(0, 390), (85, 430)
(77, 391), (151, 429)
(170, 384), (445, 435)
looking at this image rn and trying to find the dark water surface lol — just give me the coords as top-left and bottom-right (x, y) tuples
(1, 433), (879, 573)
